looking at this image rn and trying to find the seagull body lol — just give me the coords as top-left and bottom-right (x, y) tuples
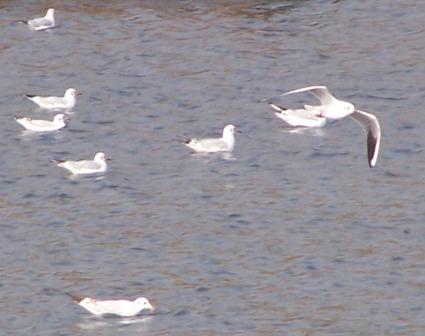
(279, 86), (381, 167)
(185, 124), (237, 153)
(271, 103), (327, 127)
(25, 88), (78, 110)
(68, 293), (154, 317)
(26, 8), (55, 31)
(15, 114), (65, 132)
(280, 86), (355, 119)
(53, 152), (107, 175)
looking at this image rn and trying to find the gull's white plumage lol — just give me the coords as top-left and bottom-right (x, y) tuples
(25, 88), (78, 110)
(15, 114), (66, 132)
(68, 293), (155, 317)
(185, 124), (237, 153)
(351, 109), (381, 168)
(278, 85), (381, 167)
(280, 86), (354, 119)
(53, 152), (108, 175)
(27, 8), (55, 31)
(270, 103), (327, 128)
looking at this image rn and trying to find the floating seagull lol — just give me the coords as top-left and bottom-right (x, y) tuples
(270, 103), (327, 128)
(277, 86), (381, 167)
(184, 124), (238, 153)
(21, 8), (56, 31)
(15, 114), (66, 132)
(52, 152), (108, 175)
(25, 88), (80, 110)
(67, 293), (155, 317)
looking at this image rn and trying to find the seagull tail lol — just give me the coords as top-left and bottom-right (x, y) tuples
(17, 20), (28, 24)
(47, 288), (85, 303)
(49, 157), (64, 165)
(64, 292), (85, 303)
(176, 136), (191, 144)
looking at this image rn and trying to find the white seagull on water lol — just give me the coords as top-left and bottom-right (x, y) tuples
(21, 8), (56, 31)
(184, 124), (238, 153)
(271, 86), (381, 167)
(25, 88), (80, 110)
(15, 114), (66, 132)
(67, 293), (155, 317)
(52, 152), (108, 175)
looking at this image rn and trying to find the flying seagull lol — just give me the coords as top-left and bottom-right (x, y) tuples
(275, 86), (381, 167)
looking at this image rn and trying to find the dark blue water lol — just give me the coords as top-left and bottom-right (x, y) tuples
(1, 1), (424, 335)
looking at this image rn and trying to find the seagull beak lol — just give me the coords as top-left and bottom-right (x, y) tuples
(148, 303), (155, 312)
(76, 92), (82, 96)
(236, 128), (242, 133)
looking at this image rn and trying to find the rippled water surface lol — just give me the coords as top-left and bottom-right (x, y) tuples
(1, 1), (425, 335)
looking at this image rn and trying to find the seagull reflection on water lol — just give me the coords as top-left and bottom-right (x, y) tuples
(77, 315), (153, 330)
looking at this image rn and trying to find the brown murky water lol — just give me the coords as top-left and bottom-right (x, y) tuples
(1, 1), (425, 335)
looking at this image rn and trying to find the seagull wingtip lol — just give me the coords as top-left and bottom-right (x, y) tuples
(368, 157), (378, 168)
(270, 103), (286, 112)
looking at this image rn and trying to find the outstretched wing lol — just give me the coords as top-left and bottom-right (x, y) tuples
(351, 110), (381, 168)
(280, 86), (335, 105)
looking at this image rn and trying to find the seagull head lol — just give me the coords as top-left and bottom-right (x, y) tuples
(324, 100), (356, 119)
(65, 88), (82, 98)
(94, 152), (107, 162)
(54, 114), (65, 123)
(80, 297), (94, 305)
(223, 124), (237, 137)
(134, 297), (155, 312)
(65, 88), (77, 98)
(46, 8), (55, 18)
(344, 102), (355, 114)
